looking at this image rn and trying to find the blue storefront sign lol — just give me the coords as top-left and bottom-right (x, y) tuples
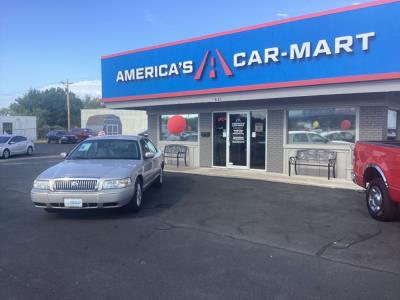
(101, 0), (400, 102)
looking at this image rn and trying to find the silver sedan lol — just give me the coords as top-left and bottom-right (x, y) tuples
(0, 135), (35, 159)
(31, 135), (164, 212)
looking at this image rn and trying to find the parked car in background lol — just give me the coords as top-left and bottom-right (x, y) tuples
(31, 135), (164, 212)
(288, 131), (329, 144)
(47, 130), (77, 144)
(0, 135), (35, 159)
(321, 131), (355, 143)
(69, 128), (96, 142)
(353, 140), (400, 221)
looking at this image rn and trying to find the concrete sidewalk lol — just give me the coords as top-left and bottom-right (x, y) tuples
(165, 165), (360, 191)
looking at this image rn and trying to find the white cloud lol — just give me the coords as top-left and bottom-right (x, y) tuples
(352, 2), (361, 5)
(40, 80), (102, 99)
(276, 13), (289, 18)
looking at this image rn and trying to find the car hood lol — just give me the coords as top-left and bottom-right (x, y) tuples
(37, 159), (140, 180)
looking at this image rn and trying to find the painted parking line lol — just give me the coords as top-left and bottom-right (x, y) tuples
(0, 159), (62, 166)
(0, 155), (61, 164)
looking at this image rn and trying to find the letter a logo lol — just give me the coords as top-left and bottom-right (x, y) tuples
(194, 49), (233, 80)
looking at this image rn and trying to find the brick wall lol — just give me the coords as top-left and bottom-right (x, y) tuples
(147, 113), (158, 147)
(359, 106), (388, 141)
(267, 110), (284, 173)
(199, 113), (213, 167)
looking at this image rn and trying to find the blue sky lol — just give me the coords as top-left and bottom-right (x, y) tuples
(0, 0), (365, 108)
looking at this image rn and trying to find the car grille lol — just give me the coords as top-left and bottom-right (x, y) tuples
(54, 179), (98, 191)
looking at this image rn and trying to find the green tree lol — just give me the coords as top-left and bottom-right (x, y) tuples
(82, 95), (104, 109)
(9, 88), (83, 129)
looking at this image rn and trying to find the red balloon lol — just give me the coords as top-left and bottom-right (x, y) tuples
(167, 115), (187, 134)
(341, 120), (352, 130)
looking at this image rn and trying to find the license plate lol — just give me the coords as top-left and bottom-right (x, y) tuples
(64, 198), (83, 208)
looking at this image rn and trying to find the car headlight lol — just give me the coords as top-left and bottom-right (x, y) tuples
(33, 180), (50, 190)
(102, 177), (132, 189)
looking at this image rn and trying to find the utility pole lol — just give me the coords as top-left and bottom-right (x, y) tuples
(61, 80), (73, 131)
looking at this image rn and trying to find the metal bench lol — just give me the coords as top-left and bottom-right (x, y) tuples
(163, 144), (188, 167)
(289, 149), (337, 180)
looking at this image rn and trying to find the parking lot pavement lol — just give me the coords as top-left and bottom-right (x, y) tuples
(0, 147), (400, 299)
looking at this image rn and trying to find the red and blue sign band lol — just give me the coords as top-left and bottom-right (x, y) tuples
(101, 0), (400, 103)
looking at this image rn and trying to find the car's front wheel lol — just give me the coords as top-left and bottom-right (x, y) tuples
(125, 179), (142, 212)
(2, 149), (10, 159)
(27, 146), (33, 156)
(366, 178), (398, 221)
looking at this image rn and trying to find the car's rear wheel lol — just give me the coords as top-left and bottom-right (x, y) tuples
(2, 149), (10, 159)
(154, 168), (164, 188)
(27, 146), (33, 156)
(366, 178), (398, 221)
(125, 179), (142, 212)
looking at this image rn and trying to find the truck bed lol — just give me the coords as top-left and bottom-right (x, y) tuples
(357, 140), (400, 148)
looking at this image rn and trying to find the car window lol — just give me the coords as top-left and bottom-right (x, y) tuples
(68, 139), (140, 160)
(0, 136), (10, 143)
(14, 136), (25, 142)
(309, 133), (327, 143)
(292, 133), (308, 143)
(144, 139), (157, 154)
(9, 137), (18, 143)
(140, 139), (151, 156)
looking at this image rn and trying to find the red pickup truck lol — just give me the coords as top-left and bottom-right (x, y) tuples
(353, 141), (400, 221)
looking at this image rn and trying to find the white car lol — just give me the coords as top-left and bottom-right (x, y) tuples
(0, 135), (35, 159)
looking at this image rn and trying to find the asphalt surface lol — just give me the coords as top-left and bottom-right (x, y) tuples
(1, 143), (400, 299)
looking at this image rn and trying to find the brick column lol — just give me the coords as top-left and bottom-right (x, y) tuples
(358, 106), (388, 141)
(267, 110), (284, 173)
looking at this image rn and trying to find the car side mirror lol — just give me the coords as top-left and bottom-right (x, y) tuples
(60, 152), (68, 159)
(9, 141), (15, 145)
(144, 152), (155, 159)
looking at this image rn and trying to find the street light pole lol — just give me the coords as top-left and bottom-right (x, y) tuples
(61, 80), (73, 131)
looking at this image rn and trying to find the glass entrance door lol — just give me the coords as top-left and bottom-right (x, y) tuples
(250, 111), (266, 169)
(227, 112), (249, 168)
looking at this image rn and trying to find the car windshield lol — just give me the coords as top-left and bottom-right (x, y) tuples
(68, 139), (141, 160)
(0, 136), (10, 143)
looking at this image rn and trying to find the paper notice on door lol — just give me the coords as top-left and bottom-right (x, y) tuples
(252, 132), (256, 138)
(255, 123), (263, 133)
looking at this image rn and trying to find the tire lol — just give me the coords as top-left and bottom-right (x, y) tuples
(125, 179), (143, 212)
(27, 146), (33, 156)
(2, 149), (10, 159)
(154, 168), (164, 188)
(366, 178), (398, 221)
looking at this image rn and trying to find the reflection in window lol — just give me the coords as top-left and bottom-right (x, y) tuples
(160, 114), (198, 142)
(287, 108), (356, 144)
(387, 110), (397, 140)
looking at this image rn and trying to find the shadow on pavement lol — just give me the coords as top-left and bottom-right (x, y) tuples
(44, 173), (195, 220)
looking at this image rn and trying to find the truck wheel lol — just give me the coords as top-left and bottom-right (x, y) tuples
(124, 179), (142, 212)
(366, 178), (398, 221)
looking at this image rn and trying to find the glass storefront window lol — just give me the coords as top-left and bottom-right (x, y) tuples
(387, 110), (397, 140)
(287, 108), (356, 144)
(160, 114), (198, 142)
